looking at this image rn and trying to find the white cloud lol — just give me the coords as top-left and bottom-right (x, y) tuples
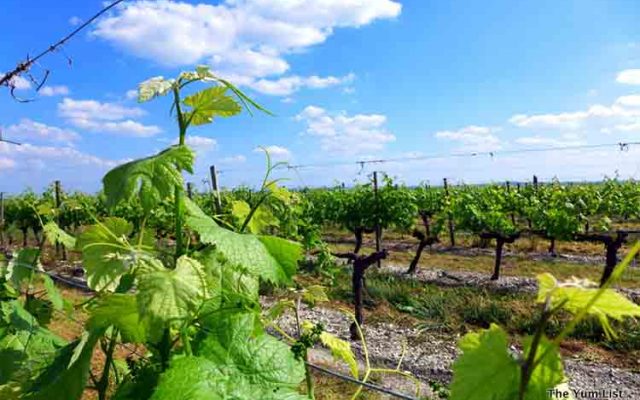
(434, 125), (502, 152)
(1, 74), (31, 90)
(0, 141), (122, 192)
(296, 105), (395, 154)
(0, 157), (16, 170)
(93, 0), (398, 94)
(616, 69), (640, 85)
(509, 97), (640, 131)
(615, 95), (640, 107)
(69, 16), (82, 26)
(3, 119), (79, 144)
(173, 135), (217, 152)
(58, 98), (161, 137)
(39, 85), (70, 97)
(250, 73), (354, 96)
(126, 89), (138, 100)
(514, 133), (584, 147)
(220, 154), (246, 163)
(0, 142), (119, 172)
(255, 145), (291, 159)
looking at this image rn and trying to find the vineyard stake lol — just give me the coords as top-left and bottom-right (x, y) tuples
(210, 165), (222, 215)
(444, 178), (455, 247)
(373, 171), (382, 268)
(54, 180), (66, 260)
(186, 182), (194, 199)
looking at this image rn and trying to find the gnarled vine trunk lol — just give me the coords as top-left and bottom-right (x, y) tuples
(480, 232), (520, 281)
(334, 250), (388, 340)
(576, 231), (628, 286)
(406, 210), (438, 274)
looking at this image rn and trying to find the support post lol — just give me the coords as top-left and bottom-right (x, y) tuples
(210, 165), (222, 215)
(186, 182), (193, 199)
(54, 181), (65, 259)
(373, 171), (381, 268)
(444, 178), (455, 247)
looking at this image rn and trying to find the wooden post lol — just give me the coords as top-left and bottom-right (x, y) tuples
(506, 181), (515, 225)
(186, 182), (193, 199)
(444, 178), (455, 247)
(533, 175), (538, 190)
(210, 165), (222, 215)
(54, 180), (66, 260)
(373, 171), (381, 268)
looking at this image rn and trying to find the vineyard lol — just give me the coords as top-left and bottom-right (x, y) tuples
(1, 69), (640, 400)
(0, 21), (639, 396)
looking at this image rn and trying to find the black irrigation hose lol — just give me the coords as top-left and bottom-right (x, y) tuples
(307, 363), (419, 400)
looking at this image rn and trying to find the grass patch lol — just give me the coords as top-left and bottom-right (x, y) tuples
(324, 267), (640, 355)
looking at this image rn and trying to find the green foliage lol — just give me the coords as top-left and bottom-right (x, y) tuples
(537, 273), (640, 338)
(450, 324), (520, 400)
(76, 217), (139, 292)
(319, 331), (359, 379)
(42, 221), (75, 249)
(88, 294), (146, 343)
(137, 256), (210, 336)
(182, 86), (241, 126)
(184, 198), (301, 284)
(103, 146), (194, 213)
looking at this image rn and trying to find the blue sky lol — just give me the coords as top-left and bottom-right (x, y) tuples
(2, 0), (640, 194)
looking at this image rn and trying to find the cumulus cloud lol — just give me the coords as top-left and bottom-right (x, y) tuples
(255, 145), (291, 159)
(0, 157), (16, 170)
(0, 141), (122, 192)
(220, 154), (247, 163)
(508, 96), (640, 132)
(617, 69), (640, 85)
(250, 73), (355, 96)
(172, 135), (217, 153)
(434, 125), (502, 152)
(93, 0), (399, 94)
(514, 133), (584, 147)
(39, 85), (70, 97)
(58, 98), (161, 137)
(2, 119), (79, 144)
(0, 74), (31, 90)
(296, 105), (395, 154)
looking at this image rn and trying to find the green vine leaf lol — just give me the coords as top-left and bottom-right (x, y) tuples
(319, 331), (358, 379)
(183, 86), (241, 126)
(43, 221), (76, 249)
(22, 329), (101, 400)
(194, 313), (305, 394)
(5, 248), (39, 290)
(450, 324), (519, 400)
(103, 145), (194, 213)
(138, 76), (176, 103)
(76, 218), (135, 292)
(88, 294), (146, 344)
(151, 356), (306, 400)
(137, 256), (209, 335)
(537, 273), (640, 338)
(523, 335), (565, 400)
(184, 198), (301, 284)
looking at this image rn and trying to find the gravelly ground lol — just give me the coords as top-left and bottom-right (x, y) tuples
(269, 299), (640, 400)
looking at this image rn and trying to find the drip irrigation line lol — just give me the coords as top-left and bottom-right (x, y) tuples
(307, 363), (419, 400)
